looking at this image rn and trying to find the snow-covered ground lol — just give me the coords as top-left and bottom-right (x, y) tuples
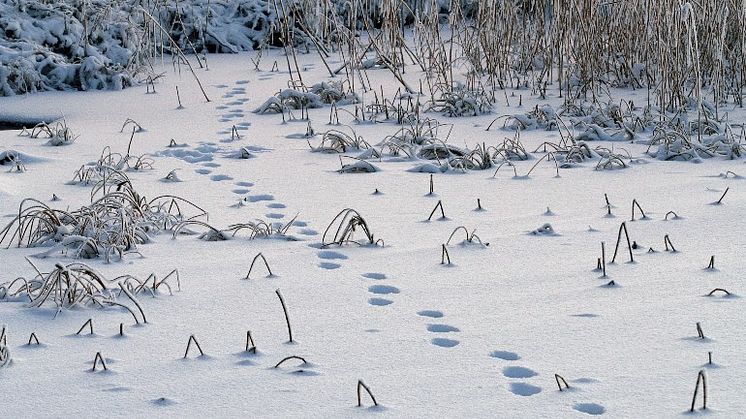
(1, 50), (745, 418)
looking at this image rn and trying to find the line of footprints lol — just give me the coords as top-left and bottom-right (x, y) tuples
(360, 273), (461, 348)
(490, 350), (605, 415)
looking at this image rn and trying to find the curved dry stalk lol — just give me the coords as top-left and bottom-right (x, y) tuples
(707, 288), (730, 296)
(428, 200), (446, 221)
(274, 355), (307, 369)
(92, 352), (107, 372)
(184, 335), (204, 358)
(275, 289), (293, 343)
(246, 253), (273, 279)
(611, 222), (634, 264)
(690, 370), (707, 412)
(555, 374), (570, 391)
(357, 380), (378, 407)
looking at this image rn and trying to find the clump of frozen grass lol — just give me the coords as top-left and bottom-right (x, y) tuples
(427, 82), (492, 117)
(0, 149), (27, 173)
(322, 209), (383, 247)
(0, 259), (178, 319)
(338, 157), (379, 173)
(488, 104), (559, 131)
(39, 120), (78, 146)
(254, 89), (324, 114)
(0, 260), (120, 319)
(310, 127), (370, 153)
(309, 80), (360, 105)
(378, 116), (452, 157)
(173, 215), (298, 242)
(594, 148), (629, 170)
(1, 167), (207, 261)
(530, 223), (557, 236)
(446, 226), (487, 246)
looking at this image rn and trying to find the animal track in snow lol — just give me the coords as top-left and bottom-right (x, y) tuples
(159, 148), (214, 163)
(362, 272), (387, 280)
(265, 213), (284, 219)
(573, 403), (605, 415)
(232, 188), (250, 195)
(490, 350), (520, 361)
(509, 382), (542, 396)
(210, 174), (233, 181)
(317, 250), (347, 260)
(431, 338), (459, 348)
(318, 262), (341, 270)
(195, 168), (212, 175)
(417, 310), (443, 318)
(368, 298), (393, 306)
(266, 203), (286, 209)
(368, 285), (400, 295)
(426, 324), (459, 333)
(502, 366), (537, 379)
(246, 194), (274, 202)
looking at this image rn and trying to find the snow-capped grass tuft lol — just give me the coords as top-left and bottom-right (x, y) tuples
(0, 150), (27, 173)
(338, 156), (379, 173)
(0, 259), (173, 321)
(310, 127), (370, 154)
(2, 167), (207, 261)
(44, 120), (78, 146)
(254, 89), (323, 115)
(446, 226), (487, 247)
(322, 209), (383, 247)
(426, 82), (492, 117)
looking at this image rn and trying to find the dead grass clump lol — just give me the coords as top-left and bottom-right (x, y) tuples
(322, 209), (382, 247)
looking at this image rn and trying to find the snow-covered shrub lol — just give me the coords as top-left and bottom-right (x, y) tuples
(0, 0), (139, 96)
